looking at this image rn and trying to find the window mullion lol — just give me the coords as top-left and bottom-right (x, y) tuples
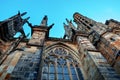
(55, 59), (57, 80)
(67, 60), (72, 80)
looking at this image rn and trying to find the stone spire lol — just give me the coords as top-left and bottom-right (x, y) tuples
(40, 15), (48, 26)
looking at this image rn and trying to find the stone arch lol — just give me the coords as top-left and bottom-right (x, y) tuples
(40, 42), (84, 80)
(43, 42), (80, 62)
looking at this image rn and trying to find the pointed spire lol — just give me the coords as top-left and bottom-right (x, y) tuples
(40, 15), (48, 26)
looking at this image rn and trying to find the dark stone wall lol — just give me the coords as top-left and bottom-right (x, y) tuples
(10, 49), (41, 80)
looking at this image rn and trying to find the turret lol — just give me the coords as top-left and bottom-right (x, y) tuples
(73, 12), (120, 74)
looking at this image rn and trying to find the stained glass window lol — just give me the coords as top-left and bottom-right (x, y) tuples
(58, 74), (63, 80)
(41, 47), (84, 80)
(72, 75), (78, 80)
(63, 65), (69, 74)
(57, 64), (63, 74)
(70, 64), (76, 75)
(64, 74), (70, 80)
(49, 63), (55, 73)
(42, 74), (48, 80)
(49, 74), (55, 80)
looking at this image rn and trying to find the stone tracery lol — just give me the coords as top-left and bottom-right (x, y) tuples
(41, 46), (83, 80)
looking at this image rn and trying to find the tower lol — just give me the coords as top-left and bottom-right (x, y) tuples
(73, 12), (120, 74)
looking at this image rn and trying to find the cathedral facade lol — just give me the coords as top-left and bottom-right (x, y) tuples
(0, 12), (120, 80)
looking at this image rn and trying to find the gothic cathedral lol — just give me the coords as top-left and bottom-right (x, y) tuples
(0, 12), (120, 80)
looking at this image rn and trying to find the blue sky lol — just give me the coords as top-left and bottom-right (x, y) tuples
(1, 0), (120, 38)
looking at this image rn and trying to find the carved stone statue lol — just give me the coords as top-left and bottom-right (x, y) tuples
(63, 23), (73, 39)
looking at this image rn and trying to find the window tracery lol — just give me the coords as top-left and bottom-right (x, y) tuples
(41, 47), (83, 80)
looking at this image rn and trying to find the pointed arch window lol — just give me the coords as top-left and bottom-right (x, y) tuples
(41, 47), (84, 80)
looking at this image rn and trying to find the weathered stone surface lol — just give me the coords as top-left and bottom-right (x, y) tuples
(0, 51), (22, 80)
(77, 36), (96, 51)
(77, 35), (120, 79)
(97, 32), (120, 74)
(28, 32), (45, 46)
(105, 19), (120, 35)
